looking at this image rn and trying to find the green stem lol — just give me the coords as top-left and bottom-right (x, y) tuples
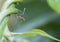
(0, 16), (9, 41)
(1, 0), (23, 11)
(0, 10), (10, 23)
(0, 0), (23, 42)
(0, 6), (18, 23)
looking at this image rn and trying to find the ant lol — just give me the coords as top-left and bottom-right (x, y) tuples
(16, 8), (26, 21)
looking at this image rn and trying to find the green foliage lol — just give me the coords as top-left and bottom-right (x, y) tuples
(0, 0), (60, 42)
(21, 29), (60, 41)
(0, 0), (23, 42)
(20, 39), (29, 42)
(47, 0), (60, 14)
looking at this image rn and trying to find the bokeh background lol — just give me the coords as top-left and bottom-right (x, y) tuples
(0, 0), (60, 42)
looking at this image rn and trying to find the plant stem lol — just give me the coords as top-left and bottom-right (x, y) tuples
(0, 10), (10, 23)
(0, 16), (9, 41)
(0, 0), (23, 42)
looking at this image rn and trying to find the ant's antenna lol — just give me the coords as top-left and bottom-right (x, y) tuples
(22, 8), (26, 15)
(20, 8), (26, 15)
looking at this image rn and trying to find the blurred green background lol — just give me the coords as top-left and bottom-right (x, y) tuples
(0, 0), (60, 42)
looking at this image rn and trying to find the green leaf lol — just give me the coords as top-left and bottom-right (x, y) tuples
(21, 32), (37, 36)
(20, 39), (29, 42)
(47, 0), (60, 14)
(2, 0), (23, 10)
(7, 0), (23, 8)
(12, 0), (23, 3)
(7, 4), (19, 14)
(21, 29), (60, 41)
